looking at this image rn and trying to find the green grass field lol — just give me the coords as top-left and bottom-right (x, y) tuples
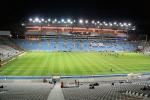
(0, 52), (150, 76)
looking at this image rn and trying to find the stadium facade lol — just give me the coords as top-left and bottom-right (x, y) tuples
(24, 17), (134, 40)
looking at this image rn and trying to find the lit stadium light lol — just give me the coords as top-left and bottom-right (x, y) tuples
(33, 20), (35, 23)
(120, 24), (124, 27)
(45, 21), (48, 23)
(128, 23), (131, 26)
(52, 21), (55, 23)
(92, 20), (95, 24)
(109, 23), (112, 26)
(99, 23), (102, 25)
(97, 21), (100, 24)
(29, 18), (33, 22)
(61, 19), (65, 23)
(54, 19), (57, 22)
(48, 18), (51, 22)
(119, 23), (124, 27)
(21, 23), (25, 26)
(85, 20), (88, 24)
(73, 20), (76, 23)
(67, 19), (71, 23)
(104, 23), (108, 26)
(79, 19), (83, 24)
(103, 21), (106, 24)
(38, 20), (41, 23)
(35, 17), (39, 22)
(70, 21), (73, 24)
(58, 21), (61, 23)
(132, 26), (136, 30)
(41, 18), (44, 22)
(113, 22), (117, 25)
(119, 22), (122, 25)
(123, 22), (127, 26)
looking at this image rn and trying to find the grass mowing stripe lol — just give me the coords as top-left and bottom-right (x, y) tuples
(82, 53), (98, 75)
(1, 52), (150, 76)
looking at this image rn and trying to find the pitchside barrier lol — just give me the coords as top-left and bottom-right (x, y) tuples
(1, 73), (150, 80)
(0, 76), (52, 80)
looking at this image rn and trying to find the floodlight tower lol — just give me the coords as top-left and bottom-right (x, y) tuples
(126, 23), (135, 41)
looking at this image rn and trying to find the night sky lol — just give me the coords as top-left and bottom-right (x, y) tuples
(0, 0), (149, 35)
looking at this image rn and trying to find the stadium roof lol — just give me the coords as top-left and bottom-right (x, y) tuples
(24, 17), (135, 31)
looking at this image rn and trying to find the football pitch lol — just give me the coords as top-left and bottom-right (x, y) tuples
(0, 52), (150, 76)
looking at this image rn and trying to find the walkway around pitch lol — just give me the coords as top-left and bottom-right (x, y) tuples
(47, 82), (65, 100)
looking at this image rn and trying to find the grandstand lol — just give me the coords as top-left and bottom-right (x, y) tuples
(62, 78), (150, 100)
(16, 18), (137, 52)
(0, 31), (23, 66)
(15, 39), (137, 52)
(138, 41), (150, 55)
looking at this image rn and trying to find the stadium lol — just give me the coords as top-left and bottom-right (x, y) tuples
(0, 17), (150, 100)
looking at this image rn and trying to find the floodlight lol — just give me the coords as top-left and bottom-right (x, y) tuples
(70, 21), (73, 24)
(85, 20), (88, 24)
(54, 19), (57, 22)
(58, 21), (61, 23)
(67, 19), (71, 23)
(123, 22), (127, 26)
(97, 21), (100, 24)
(45, 21), (48, 23)
(109, 23), (112, 26)
(41, 18), (44, 22)
(35, 18), (39, 22)
(128, 23), (131, 26)
(99, 23), (102, 25)
(105, 23), (108, 26)
(103, 21), (106, 23)
(48, 19), (51, 22)
(119, 23), (122, 25)
(61, 19), (65, 22)
(114, 22), (117, 25)
(29, 18), (33, 22)
(132, 26), (136, 30)
(92, 20), (95, 24)
(120, 24), (124, 27)
(39, 20), (41, 23)
(79, 19), (83, 24)
(21, 23), (25, 26)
